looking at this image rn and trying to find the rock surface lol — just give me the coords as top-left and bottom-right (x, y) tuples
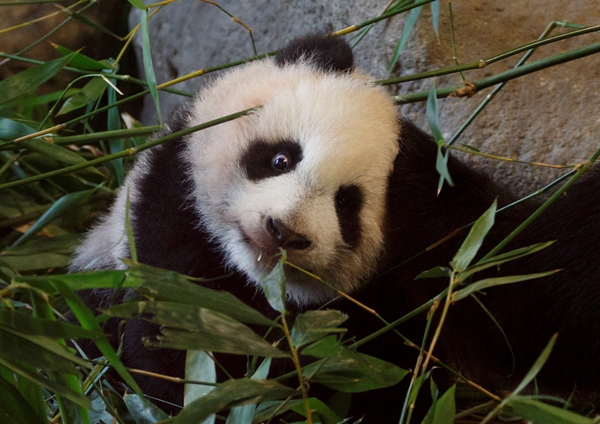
(129, 1), (600, 195)
(0, 0), (129, 93)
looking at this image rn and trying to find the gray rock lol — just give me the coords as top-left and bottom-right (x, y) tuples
(129, 1), (600, 195)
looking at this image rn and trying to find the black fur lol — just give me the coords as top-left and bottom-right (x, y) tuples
(275, 33), (354, 73)
(241, 139), (303, 182)
(335, 184), (363, 247)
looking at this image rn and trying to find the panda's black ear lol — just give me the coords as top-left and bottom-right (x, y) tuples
(275, 34), (354, 74)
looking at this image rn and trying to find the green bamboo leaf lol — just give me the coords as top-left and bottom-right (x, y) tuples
(290, 310), (347, 348)
(253, 400), (304, 423)
(105, 301), (288, 358)
(302, 336), (409, 392)
(450, 200), (497, 273)
(15, 376), (46, 424)
(504, 397), (594, 424)
(123, 394), (170, 423)
(0, 309), (101, 341)
(421, 384), (455, 424)
(0, 356), (92, 409)
(426, 82), (454, 189)
(140, 9), (162, 124)
(260, 251), (287, 313)
(128, 0), (148, 10)
(0, 252), (71, 271)
(14, 270), (128, 293)
(6, 235), (79, 256)
(54, 280), (144, 398)
(174, 379), (298, 424)
(0, 53), (76, 106)
(459, 143), (480, 152)
(59, 8), (123, 41)
(0, 328), (87, 374)
(124, 189), (137, 262)
(0, 118), (35, 140)
(52, 44), (112, 71)
(57, 77), (107, 116)
(415, 266), (452, 279)
(0, 375), (46, 424)
(452, 270), (559, 302)
(226, 358), (272, 424)
(107, 84), (124, 184)
(459, 241), (555, 282)
(184, 350), (216, 412)
(292, 397), (344, 424)
(124, 260), (277, 327)
(430, 0), (440, 37)
(11, 188), (96, 247)
(513, 334), (557, 396)
(387, 5), (422, 76)
(20, 138), (87, 166)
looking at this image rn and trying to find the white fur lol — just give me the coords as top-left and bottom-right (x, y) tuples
(184, 59), (399, 304)
(69, 142), (150, 271)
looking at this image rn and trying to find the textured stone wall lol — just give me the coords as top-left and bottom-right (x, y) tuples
(129, 1), (600, 195)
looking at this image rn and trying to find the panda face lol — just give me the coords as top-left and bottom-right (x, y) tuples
(184, 59), (399, 305)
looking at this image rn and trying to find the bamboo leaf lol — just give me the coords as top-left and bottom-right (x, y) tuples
(0, 356), (91, 409)
(174, 379), (298, 424)
(0, 309), (101, 341)
(0, 53), (76, 106)
(450, 200), (497, 273)
(124, 261), (278, 327)
(128, 0), (148, 10)
(105, 301), (288, 358)
(0, 252), (71, 271)
(292, 397), (344, 424)
(11, 188), (96, 248)
(20, 138), (87, 166)
(123, 394), (170, 423)
(452, 270), (560, 302)
(302, 336), (409, 392)
(421, 384), (455, 424)
(54, 280), (144, 398)
(184, 350), (216, 415)
(107, 83), (124, 184)
(139, 9), (162, 124)
(260, 251), (287, 313)
(504, 397), (594, 424)
(252, 400), (304, 423)
(464, 241), (555, 281)
(52, 44), (112, 71)
(387, 5), (422, 76)
(226, 358), (272, 424)
(430, 0), (440, 37)
(415, 266), (452, 279)
(57, 77), (107, 116)
(427, 82), (454, 189)
(0, 118), (35, 140)
(290, 310), (347, 348)
(0, 375), (46, 424)
(15, 270), (129, 293)
(513, 334), (557, 396)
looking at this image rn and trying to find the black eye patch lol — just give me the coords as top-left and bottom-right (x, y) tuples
(335, 184), (363, 247)
(241, 140), (303, 182)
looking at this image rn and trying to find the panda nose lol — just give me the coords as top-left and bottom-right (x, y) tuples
(266, 217), (311, 250)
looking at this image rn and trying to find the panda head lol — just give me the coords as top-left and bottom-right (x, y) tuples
(183, 35), (399, 305)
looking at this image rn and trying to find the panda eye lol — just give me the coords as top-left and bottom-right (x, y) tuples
(271, 153), (291, 172)
(336, 195), (349, 211)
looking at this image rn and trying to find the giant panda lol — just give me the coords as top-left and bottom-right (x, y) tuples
(71, 34), (600, 420)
